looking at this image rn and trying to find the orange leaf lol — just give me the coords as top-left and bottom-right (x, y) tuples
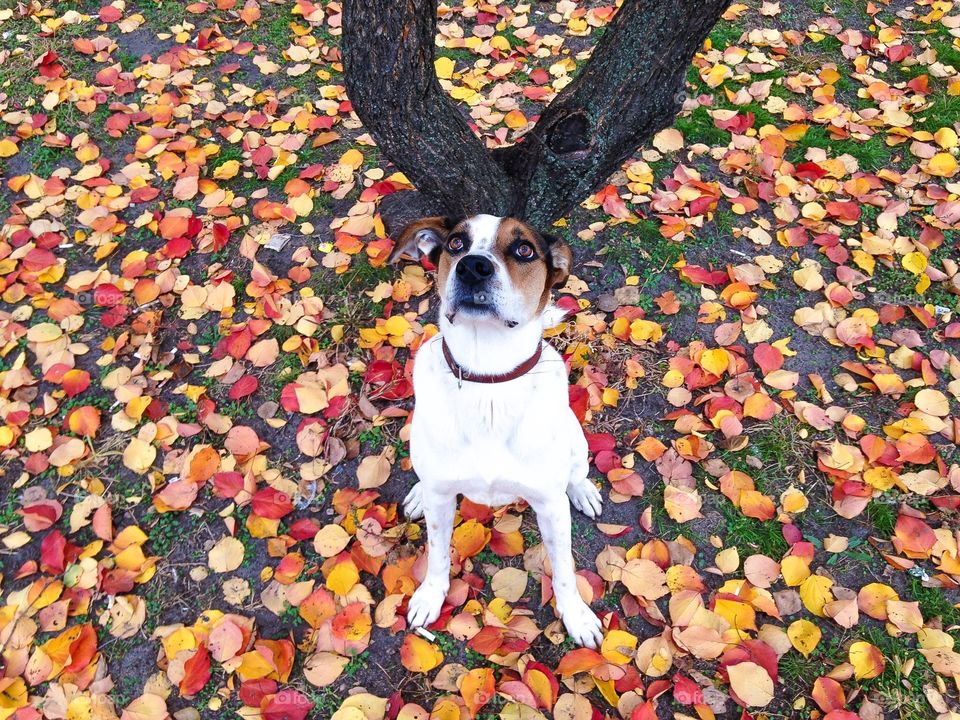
(460, 667), (495, 715)
(452, 519), (491, 558)
(66, 406), (101, 438)
(399, 634), (444, 673)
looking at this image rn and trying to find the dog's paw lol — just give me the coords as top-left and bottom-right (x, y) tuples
(403, 483), (425, 520)
(567, 480), (603, 519)
(407, 582), (447, 629)
(559, 601), (604, 649)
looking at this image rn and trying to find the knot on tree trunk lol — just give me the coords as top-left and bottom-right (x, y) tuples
(546, 111), (593, 156)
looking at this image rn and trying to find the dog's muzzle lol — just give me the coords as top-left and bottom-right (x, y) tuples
(451, 254), (498, 310)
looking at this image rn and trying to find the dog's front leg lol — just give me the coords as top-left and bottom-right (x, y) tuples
(532, 497), (604, 649)
(407, 490), (456, 630)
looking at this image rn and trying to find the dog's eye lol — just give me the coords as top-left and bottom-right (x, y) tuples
(514, 242), (536, 261)
(446, 235), (465, 253)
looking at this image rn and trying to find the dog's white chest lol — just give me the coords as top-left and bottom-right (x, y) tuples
(408, 335), (581, 507)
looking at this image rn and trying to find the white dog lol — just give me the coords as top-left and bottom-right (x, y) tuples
(390, 214), (604, 649)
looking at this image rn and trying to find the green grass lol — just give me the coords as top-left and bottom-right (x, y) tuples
(858, 626), (934, 720)
(916, 90), (960, 134)
(865, 500), (898, 536)
(357, 426), (384, 450)
(595, 220), (684, 277)
(708, 19), (744, 50)
(674, 105), (730, 147)
(745, 414), (810, 485)
(870, 263), (957, 310)
(907, 577), (960, 630)
(787, 126), (893, 171)
(719, 504), (789, 557)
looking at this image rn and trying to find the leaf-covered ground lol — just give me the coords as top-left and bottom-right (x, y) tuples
(1, 1), (959, 719)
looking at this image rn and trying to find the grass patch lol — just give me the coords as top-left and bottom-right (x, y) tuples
(674, 105), (730, 147)
(788, 126), (893, 171)
(865, 499), (897, 536)
(719, 504), (789, 557)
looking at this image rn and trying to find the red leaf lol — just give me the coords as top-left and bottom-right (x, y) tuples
(99, 5), (122, 22)
(229, 374), (259, 400)
(251, 487), (293, 520)
(180, 643), (211, 697)
(263, 689), (312, 720)
(239, 679), (277, 708)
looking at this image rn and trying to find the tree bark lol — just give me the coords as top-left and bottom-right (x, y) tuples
(342, 0), (731, 228)
(341, 0), (513, 219)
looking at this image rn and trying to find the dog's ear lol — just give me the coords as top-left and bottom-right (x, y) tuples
(542, 232), (572, 289)
(389, 216), (459, 265)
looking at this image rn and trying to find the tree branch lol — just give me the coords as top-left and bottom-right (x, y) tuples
(495, 0), (732, 226)
(341, 0), (514, 219)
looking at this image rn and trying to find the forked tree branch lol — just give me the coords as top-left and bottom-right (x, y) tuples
(342, 0), (731, 228)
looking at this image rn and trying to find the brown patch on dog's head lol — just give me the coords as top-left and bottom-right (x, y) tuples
(491, 218), (572, 315)
(388, 216), (462, 265)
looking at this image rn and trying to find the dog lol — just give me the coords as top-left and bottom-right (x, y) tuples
(390, 214), (604, 649)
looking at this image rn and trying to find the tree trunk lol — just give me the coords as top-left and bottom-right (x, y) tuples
(342, 0), (731, 228)
(341, 0), (513, 219)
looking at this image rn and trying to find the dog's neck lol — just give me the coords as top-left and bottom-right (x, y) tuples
(439, 313), (543, 376)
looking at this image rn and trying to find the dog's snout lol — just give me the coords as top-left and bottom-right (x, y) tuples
(456, 255), (494, 285)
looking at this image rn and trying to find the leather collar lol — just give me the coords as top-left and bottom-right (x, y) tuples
(441, 337), (543, 386)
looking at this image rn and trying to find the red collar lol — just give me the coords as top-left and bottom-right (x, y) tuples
(441, 337), (543, 385)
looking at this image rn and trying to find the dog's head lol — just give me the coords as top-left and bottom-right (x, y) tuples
(389, 214), (572, 328)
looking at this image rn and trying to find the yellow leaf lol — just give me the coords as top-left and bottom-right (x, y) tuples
(727, 661), (774, 707)
(400, 634), (444, 673)
(120, 693), (167, 720)
(927, 152), (958, 177)
(620, 558), (669, 600)
(313, 525), (351, 558)
(326, 559), (359, 595)
(339, 148), (364, 169)
(934, 127), (958, 149)
(915, 388), (949, 416)
(122, 437), (156, 475)
(902, 251), (927, 275)
(0, 138), (19, 158)
(799, 575), (834, 617)
(849, 641), (886, 679)
(213, 159), (240, 180)
(504, 110), (527, 129)
(24, 427), (53, 452)
(434, 56), (455, 80)
(208, 536), (244, 573)
(715, 547), (740, 574)
(236, 649), (276, 680)
(781, 555), (810, 586)
(700, 348), (729, 377)
(787, 619), (821, 657)
(303, 651), (349, 688)
(383, 315), (410, 336)
(601, 630), (637, 665)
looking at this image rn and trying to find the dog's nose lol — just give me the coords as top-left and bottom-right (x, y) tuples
(456, 255), (494, 285)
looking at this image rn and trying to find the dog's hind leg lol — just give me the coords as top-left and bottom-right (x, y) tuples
(566, 477), (602, 519)
(407, 491), (456, 630)
(565, 423), (602, 519)
(403, 481), (426, 520)
(531, 496), (604, 648)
